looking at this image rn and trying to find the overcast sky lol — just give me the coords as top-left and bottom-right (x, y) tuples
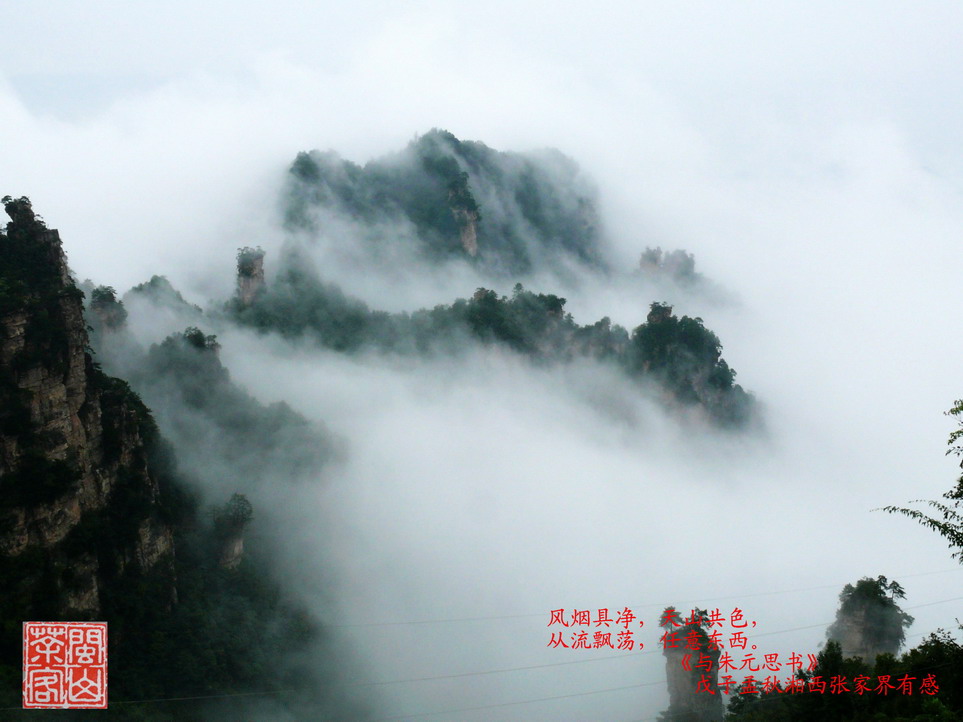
(3, 3), (963, 720)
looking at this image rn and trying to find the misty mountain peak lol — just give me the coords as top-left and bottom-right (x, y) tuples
(284, 129), (605, 276)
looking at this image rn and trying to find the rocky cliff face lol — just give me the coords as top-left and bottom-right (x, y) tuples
(452, 207), (478, 256)
(448, 178), (479, 256)
(831, 610), (882, 662)
(237, 246), (265, 307)
(0, 196), (175, 619)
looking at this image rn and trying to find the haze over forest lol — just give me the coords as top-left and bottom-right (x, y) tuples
(2, 3), (963, 720)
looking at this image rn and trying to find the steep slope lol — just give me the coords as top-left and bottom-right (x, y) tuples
(0, 197), (352, 718)
(0, 195), (175, 624)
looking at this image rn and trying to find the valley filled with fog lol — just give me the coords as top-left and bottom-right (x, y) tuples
(3, 4), (963, 719)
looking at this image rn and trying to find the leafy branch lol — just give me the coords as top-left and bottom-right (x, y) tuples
(876, 400), (963, 563)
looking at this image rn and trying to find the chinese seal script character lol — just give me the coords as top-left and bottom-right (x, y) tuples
(23, 622), (107, 709)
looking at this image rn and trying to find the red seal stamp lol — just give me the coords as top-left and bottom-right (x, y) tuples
(23, 622), (108, 709)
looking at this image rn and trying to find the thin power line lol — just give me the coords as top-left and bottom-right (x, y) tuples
(368, 681), (667, 721)
(749, 595), (963, 641)
(321, 592), (963, 692)
(328, 567), (962, 628)
(364, 599), (963, 722)
(353, 641), (963, 722)
(629, 657), (963, 722)
(5, 583), (959, 714)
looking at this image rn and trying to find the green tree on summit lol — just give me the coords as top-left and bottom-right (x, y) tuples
(826, 576), (914, 661)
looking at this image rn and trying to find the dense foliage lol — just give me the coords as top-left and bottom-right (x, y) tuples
(86, 329), (343, 717)
(126, 275), (203, 316)
(726, 402), (963, 722)
(125, 327), (335, 486)
(232, 257), (754, 426)
(0, 197), (84, 508)
(0, 196), (77, 314)
(723, 635), (963, 721)
(285, 129), (605, 275)
(88, 285), (129, 332)
(236, 246), (264, 278)
(0, 197), (81, 377)
(0, 198), (343, 719)
(0, 369), (326, 719)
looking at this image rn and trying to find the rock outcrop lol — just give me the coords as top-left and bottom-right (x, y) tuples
(831, 609), (885, 663)
(825, 577), (914, 666)
(0, 196), (175, 619)
(660, 610), (724, 722)
(452, 207), (478, 256)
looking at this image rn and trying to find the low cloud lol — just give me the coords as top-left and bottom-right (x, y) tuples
(5, 4), (963, 717)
